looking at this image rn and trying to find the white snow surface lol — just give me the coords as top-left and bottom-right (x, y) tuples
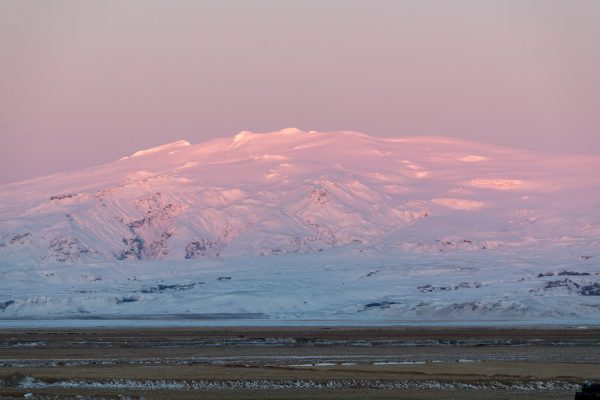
(1, 129), (599, 324)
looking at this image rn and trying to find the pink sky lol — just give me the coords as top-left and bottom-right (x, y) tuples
(1, 0), (599, 184)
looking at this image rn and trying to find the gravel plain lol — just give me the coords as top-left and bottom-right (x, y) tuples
(0, 326), (599, 399)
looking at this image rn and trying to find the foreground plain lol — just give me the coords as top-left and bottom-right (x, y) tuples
(0, 327), (599, 399)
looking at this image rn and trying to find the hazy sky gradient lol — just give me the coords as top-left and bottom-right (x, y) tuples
(1, 0), (599, 184)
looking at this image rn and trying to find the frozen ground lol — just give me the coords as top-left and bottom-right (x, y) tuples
(1, 238), (599, 325)
(0, 129), (599, 324)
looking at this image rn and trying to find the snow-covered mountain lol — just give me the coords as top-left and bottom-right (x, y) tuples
(1, 128), (599, 323)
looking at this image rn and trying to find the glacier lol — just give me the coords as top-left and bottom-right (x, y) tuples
(0, 128), (599, 325)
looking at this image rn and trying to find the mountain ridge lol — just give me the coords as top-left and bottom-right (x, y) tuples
(1, 129), (599, 322)
(1, 128), (599, 265)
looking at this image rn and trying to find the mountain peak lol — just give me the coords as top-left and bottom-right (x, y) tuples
(1, 130), (599, 259)
(127, 140), (191, 159)
(279, 127), (306, 135)
(1, 129), (600, 322)
(233, 128), (307, 145)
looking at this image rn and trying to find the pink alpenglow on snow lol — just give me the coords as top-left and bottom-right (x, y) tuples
(0, 129), (599, 324)
(1, 1), (600, 184)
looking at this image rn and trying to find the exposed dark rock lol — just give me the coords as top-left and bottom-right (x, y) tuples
(9, 233), (31, 245)
(117, 236), (144, 260)
(134, 192), (179, 225)
(431, 239), (487, 252)
(451, 302), (480, 311)
(303, 218), (338, 246)
(141, 282), (203, 294)
(127, 219), (145, 231)
(116, 296), (139, 304)
(147, 231), (173, 259)
(539, 271), (591, 277)
(50, 193), (77, 201)
(419, 282), (482, 293)
(118, 192), (183, 260)
(543, 279), (580, 290)
(0, 300), (15, 311)
(580, 283), (600, 296)
(559, 271), (591, 276)
(363, 301), (398, 310)
(309, 186), (329, 205)
(185, 238), (221, 259)
(49, 236), (88, 263)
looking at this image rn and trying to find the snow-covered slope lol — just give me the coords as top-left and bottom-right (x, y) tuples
(1, 129), (599, 323)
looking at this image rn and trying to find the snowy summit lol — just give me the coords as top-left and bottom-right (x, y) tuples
(0, 129), (599, 323)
